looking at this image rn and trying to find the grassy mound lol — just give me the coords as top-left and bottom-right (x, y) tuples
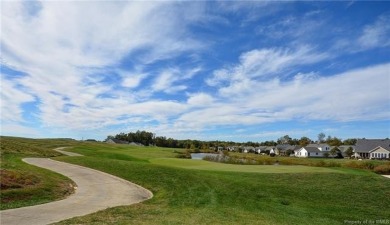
(54, 144), (390, 225)
(0, 136), (77, 210)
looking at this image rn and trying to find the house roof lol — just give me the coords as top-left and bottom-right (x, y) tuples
(276, 144), (296, 151)
(307, 143), (329, 148)
(106, 138), (129, 144)
(300, 147), (322, 153)
(369, 146), (390, 153)
(355, 139), (390, 152)
(337, 145), (355, 152)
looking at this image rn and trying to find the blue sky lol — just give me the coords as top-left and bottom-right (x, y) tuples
(1, 1), (389, 142)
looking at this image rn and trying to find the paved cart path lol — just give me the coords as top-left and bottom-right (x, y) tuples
(0, 148), (153, 225)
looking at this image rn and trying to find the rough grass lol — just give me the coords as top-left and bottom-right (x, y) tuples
(215, 152), (390, 172)
(2, 137), (389, 224)
(0, 136), (77, 210)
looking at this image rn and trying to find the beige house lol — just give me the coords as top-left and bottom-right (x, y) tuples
(369, 146), (389, 159)
(354, 139), (390, 159)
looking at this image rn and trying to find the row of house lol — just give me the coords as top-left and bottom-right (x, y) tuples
(227, 139), (390, 159)
(105, 138), (145, 146)
(293, 139), (390, 159)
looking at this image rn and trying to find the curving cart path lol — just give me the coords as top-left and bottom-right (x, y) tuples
(0, 148), (153, 225)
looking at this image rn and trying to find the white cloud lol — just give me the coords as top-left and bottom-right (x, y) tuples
(358, 14), (390, 49)
(121, 72), (148, 89)
(187, 93), (214, 106)
(0, 77), (35, 123)
(152, 69), (180, 92)
(151, 67), (201, 94)
(175, 63), (390, 131)
(1, 1), (204, 133)
(207, 46), (328, 89)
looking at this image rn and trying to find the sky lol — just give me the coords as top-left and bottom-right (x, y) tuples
(1, 1), (390, 142)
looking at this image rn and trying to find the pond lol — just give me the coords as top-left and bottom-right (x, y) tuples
(190, 153), (219, 160)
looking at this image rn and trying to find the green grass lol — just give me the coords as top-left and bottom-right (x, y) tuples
(54, 155), (390, 225)
(150, 158), (352, 174)
(2, 137), (389, 224)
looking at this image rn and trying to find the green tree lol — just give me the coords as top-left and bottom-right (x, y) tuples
(299, 137), (311, 147)
(345, 147), (354, 158)
(327, 137), (342, 147)
(278, 135), (292, 144)
(343, 138), (357, 145)
(330, 147), (339, 157)
(318, 133), (326, 143)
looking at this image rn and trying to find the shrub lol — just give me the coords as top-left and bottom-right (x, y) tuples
(326, 161), (341, 167)
(373, 164), (390, 174)
(361, 161), (376, 170)
(314, 160), (326, 167)
(279, 158), (294, 165)
(345, 161), (360, 169)
(175, 150), (191, 159)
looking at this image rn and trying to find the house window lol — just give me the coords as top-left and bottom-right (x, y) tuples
(316, 153), (318, 155)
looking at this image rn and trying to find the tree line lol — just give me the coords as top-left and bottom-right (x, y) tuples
(107, 131), (357, 149)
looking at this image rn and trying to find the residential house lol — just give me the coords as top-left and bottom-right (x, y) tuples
(336, 145), (355, 158)
(354, 139), (390, 159)
(243, 146), (255, 153)
(306, 143), (331, 152)
(295, 147), (323, 158)
(255, 146), (275, 154)
(227, 146), (239, 152)
(255, 146), (268, 154)
(105, 138), (129, 144)
(276, 144), (296, 156)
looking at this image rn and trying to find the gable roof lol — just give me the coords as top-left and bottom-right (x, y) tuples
(337, 145), (355, 152)
(300, 147), (322, 153)
(369, 146), (390, 153)
(307, 143), (329, 148)
(276, 144), (296, 151)
(355, 139), (390, 152)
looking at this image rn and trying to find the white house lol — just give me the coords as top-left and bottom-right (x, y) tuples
(243, 146), (255, 153)
(306, 143), (331, 152)
(295, 147), (323, 158)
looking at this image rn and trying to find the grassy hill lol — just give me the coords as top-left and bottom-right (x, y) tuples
(0, 136), (78, 209)
(1, 137), (389, 224)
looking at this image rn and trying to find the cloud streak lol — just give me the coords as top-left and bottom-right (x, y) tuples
(1, 1), (389, 141)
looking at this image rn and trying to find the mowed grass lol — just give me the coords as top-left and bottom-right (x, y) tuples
(54, 144), (390, 225)
(0, 136), (77, 210)
(2, 138), (389, 224)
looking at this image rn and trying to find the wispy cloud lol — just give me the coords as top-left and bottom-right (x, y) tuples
(207, 45), (328, 91)
(174, 63), (390, 132)
(1, 1), (204, 133)
(1, 1), (389, 141)
(0, 77), (35, 123)
(358, 14), (390, 49)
